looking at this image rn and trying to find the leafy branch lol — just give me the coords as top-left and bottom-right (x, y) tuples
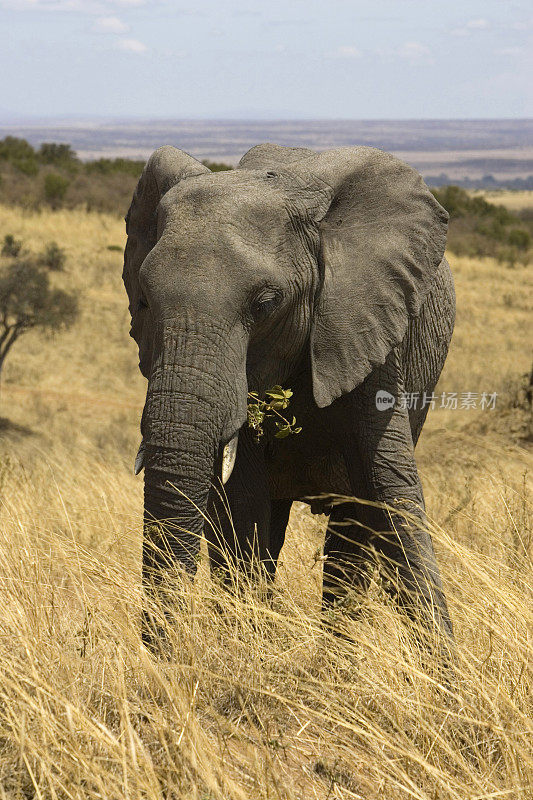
(247, 386), (302, 442)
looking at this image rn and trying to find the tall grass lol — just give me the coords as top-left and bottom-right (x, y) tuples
(0, 203), (531, 798)
(0, 448), (531, 798)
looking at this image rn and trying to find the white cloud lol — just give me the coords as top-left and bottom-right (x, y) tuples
(496, 46), (524, 56)
(374, 42), (432, 63)
(330, 45), (362, 59)
(1, 0), (146, 9)
(511, 18), (533, 30)
(94, 15), (128, 32)
(451, 18), (490, 37)
(397, 41), (431, 61)
(466, 18), (489, 29)
(116, 37), (147, 53)
(1, 0), (82, 7)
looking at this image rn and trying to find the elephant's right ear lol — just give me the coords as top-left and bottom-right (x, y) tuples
(123, 146), (209, 376)
(285, 147), (449, 408)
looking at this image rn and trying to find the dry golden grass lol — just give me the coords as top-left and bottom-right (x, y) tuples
(473, 190), (533, 213)
(0, 203), (532, 799)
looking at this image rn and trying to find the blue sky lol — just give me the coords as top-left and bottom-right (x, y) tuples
(0, 0), (531, 119)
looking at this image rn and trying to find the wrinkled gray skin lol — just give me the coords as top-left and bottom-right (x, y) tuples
(123, 143), (455, 645)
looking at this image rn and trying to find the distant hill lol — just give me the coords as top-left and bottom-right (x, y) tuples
(0, 118), (531, 188)
(427, 173), (533, 191)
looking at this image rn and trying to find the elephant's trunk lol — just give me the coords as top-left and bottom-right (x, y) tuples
(141, 317), (247, 583)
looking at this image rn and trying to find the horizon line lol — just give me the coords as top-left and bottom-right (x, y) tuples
(1, 116), (532, 125)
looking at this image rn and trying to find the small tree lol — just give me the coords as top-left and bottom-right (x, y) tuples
(44, 173), (69, 209)
(0, 258), (78, 386)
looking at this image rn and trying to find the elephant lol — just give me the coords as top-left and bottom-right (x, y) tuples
(123, 142), (455, 646)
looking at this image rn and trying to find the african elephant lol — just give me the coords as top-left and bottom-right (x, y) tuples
(123, 143), (455, 644)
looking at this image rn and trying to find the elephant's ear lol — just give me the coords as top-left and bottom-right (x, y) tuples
(123, 146), (209, 376)
(285, 147), (449, 408)
(238, 142), (316, 170)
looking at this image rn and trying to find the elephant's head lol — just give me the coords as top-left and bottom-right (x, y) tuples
(123, 143), (447, 576)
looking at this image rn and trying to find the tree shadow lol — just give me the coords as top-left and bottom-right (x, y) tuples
(0, 417), (34, 438)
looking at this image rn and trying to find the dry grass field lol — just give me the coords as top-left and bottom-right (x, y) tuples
(475, 191), (533, 213)
(0, 199), (532, 799)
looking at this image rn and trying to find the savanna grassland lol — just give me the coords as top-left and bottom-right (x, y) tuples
(0, 195), (532, 799)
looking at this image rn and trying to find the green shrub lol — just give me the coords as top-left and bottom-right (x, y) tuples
(432, 185), (532, 264)
(85, 158), (145, 177)
(507, 228), (531, 250)
(12, 158), (39, 176)
(432, 185), (512, 226)
(41, 241), (66, 271)
(476, 218), (507, 242)
(1, 234), (23, 258)
(38, 142), (77, 166)
(44, 173), (70, 208)
(496, 247), (520, 268)
(201, 160), (233, 172)
(0, 136), (35, 162)
(431, 185), (466, 219)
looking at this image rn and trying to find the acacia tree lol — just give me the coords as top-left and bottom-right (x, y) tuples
(0, 257), (78, 387)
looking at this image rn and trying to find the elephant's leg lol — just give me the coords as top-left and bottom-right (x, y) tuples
(322, 501), (375, 608)
(263, 499), (292, 579)
(327, 348), (454, 643)
(205, 427), (271, 585)
(363, 515), (452, 639)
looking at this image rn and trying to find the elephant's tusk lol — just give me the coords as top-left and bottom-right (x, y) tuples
(134, 440), (146, 475)
(221, 434), (239, 484)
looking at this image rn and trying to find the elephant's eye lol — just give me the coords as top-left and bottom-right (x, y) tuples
(250, 290), (282, 322)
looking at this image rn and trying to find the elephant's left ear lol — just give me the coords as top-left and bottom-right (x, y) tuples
(123, 146), (209, 376)
(285, 147), (449, 408)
